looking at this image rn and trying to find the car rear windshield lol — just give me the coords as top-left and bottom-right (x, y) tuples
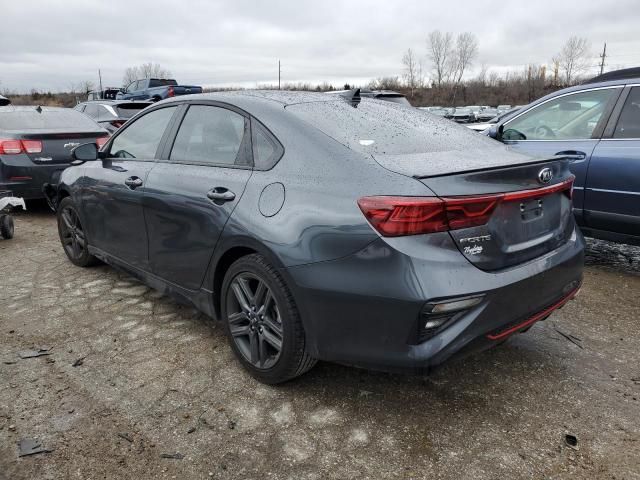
(0, 108), (99, 131)
(115, 103), (149, 118)
(287, 99), (492, 155)
(148, 79), (178, 87)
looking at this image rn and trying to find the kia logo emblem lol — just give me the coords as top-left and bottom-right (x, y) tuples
(538, 168), (553, 184)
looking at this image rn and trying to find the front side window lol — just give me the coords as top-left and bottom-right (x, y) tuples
(109, 106), (176, 159)
(170, 105), (247, 165)
(503, 88), (617, 141)
(613, 87), (640, 139)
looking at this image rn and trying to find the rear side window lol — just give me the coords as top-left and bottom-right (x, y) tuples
(251, 120), (283, 170)
(109, 106), (176, 159)
(149, 79), (178, 87)
(0, 108), (100, 131)
(170, 105), (248, 165)
(83, 103), (99, 118)
(613, 87), (640, 139)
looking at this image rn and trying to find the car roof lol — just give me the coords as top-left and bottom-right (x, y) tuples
(160, 90), (347, 108)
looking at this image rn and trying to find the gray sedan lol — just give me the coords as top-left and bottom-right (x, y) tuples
(46, 91), (584, 383)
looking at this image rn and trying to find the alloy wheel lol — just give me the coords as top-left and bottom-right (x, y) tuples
(225, 273), (283, 369)
(59, 206), (87, 261)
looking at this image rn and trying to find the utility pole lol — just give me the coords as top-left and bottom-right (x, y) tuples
(278, 60), (281, 90)
(98, 69), (103, 92)
(599, 42), (607, 76)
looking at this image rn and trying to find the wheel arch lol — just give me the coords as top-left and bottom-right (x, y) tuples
(209, 238), (290, 320)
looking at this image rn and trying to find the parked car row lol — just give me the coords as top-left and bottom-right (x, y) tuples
(419, 105), (523, 124)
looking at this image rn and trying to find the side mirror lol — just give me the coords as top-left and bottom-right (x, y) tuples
(487, 125), (499, 139)
(71, 143), (99, 162)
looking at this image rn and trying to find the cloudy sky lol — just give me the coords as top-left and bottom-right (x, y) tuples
(2, 0), (639, 92)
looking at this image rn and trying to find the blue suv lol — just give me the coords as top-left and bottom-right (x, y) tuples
(488, 68), (640, 246)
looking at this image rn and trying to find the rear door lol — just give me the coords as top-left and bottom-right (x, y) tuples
(143, 103), (253, 290)
(80, 105), (178, 270)
(584, 86), (640, 237)
(500, 87), (622, 225)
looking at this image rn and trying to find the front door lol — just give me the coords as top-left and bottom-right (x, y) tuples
(80, 105), (178, 270)
(144, 103), (253, 290)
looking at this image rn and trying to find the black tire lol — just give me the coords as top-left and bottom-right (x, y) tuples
(221, 254), (316, 384)
(0, 214), (14, 239)
(57, 197), (100, 267)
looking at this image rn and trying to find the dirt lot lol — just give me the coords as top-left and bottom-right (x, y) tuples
(1, 207), (639, 480)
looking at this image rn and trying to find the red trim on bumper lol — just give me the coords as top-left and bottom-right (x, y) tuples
(487, 284), (581, 341)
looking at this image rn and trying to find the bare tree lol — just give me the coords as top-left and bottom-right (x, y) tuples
(368, 76), (403, 91)
(122, 63), (172, 86)
(449, 32), (478, 104)
(555, 36), (591, 85)
(427, 31), (453, 87)
(402, 48), (423, 96)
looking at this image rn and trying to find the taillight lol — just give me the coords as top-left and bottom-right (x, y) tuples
(357, 196), (448, 236)
(0, 139), (23, 154)
(110, 120), (124, 129)
(358, 177), (575, 237)
(96, 136), (109, 149)
(444, 195), (502, 230)
(167, 86), (175, 97)
(0, 139), (42, 154)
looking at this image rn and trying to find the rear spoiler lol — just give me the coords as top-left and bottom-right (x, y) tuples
(339, 88), (361, 108)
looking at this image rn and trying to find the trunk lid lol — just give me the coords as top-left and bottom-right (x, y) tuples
(20, 131), (107, 165)
(416, 158), (575, 271)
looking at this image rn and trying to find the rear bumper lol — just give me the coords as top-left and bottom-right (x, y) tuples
(0, 157), (68, 199)
(285, 228), (584, 373)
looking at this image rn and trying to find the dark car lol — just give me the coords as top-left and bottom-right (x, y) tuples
(475, 108), (499, 122)
(116, 78), (203, 102)
(46, 91), (583, 383)
(87, 88), (121, 101)
(487, 67), (640, 246)
(446, 107), (475, 123)
(0, 106), (108, 199)
(467, 107), (522, 132)
(75, 100), (151, 133)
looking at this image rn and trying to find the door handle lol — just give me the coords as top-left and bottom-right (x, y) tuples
(207, 187), (236, 203)
(555, 151), (586, 161)
(125, 176), (143, 189)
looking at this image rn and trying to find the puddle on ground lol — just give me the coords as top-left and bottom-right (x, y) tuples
(585, 238), (640, 276)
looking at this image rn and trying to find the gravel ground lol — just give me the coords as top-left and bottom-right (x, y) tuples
(1, 207), (639, 480)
